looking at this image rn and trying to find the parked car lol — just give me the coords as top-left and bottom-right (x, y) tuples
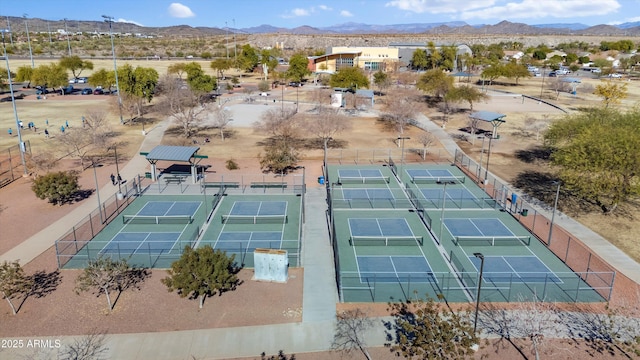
(81, 88), (93, 95)
(548, 71), (557, 77)
(69, 78), (78, 84)
(61, 85), (75, 95)
(591, 68), (602, 74)
(259, 92), (269, 97)
(608, 73), (622, 78)
(77, 77), (88, 83)
(93, 88), (104, 95)
(288, 81), (302, 87)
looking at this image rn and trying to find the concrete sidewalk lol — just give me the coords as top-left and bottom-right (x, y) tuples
(0, 120), (170, 266)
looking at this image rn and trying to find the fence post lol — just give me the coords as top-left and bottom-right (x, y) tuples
(564, 237), (571, 262)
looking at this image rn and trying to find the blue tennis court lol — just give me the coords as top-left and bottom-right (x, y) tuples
(337, 169), (389, 183)
(349, 218), (413, 237)
(342, 188), (395, 200)
(229, 201), (287, 216)
(444, 218), (514, 237)
(420, 188), (477, 200)
(137, 201), (201, 217)
(101, 232), (185, 255)
(469, 255), (562, 284)
(357, 255), (435, 283)
(407, 169), (454, 178)
(214, 231), (283, 251)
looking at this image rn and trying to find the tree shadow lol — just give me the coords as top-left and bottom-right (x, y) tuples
(72, 189), (95, 203)
(17, 270), (62, 313)
(514, 146), (552, 163)
(112, 267), (152, 310)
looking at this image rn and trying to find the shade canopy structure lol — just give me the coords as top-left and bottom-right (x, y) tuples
(561, 77), (582, 95)
(141, 145), (208, 183)
(469, 111), (506, 139)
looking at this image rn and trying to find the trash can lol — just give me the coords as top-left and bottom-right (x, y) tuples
(318, 176), (325, 185)
(521, 209), (528, 216)
(145, 172), (152, 179)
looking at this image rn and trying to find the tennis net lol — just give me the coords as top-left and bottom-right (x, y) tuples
(221, 214), (288, 224)
(122, 214), (193, 224)
(411, 176), (465, 184)
(338, 176), (390, 184)
(349, 235), (423, 246)
(454, 235), (531, 246)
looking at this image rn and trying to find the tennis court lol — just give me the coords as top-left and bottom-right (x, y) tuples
(337, 168), (390, 184)
(329, 163), (613, 303)
(200, 195), (302, 267)
(58, 195), (207, 269)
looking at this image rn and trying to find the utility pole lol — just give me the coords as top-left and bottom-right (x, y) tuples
(233, 19), (237, 66)
(5, 16), (13, 45)
(225, 21), (228, 59)
(102, 15), (124, 124)
(23, 14), (34, 68)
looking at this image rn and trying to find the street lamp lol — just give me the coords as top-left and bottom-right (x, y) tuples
(23, 14), (34, 68)
(483, 134), (494, 184)
(473, 252), (485, 334)
(438, 180), (448, 242)
(323, 137), (333, 172)
(64, 18), (72, 56)
(5, 16), (12, 46)
(547, 181), (561, 246)
(477, 135), (486, 183)
(92, 161), (104, 223)
(225, 21), (228, 59)
(397, 137), (410, 181)
(1, 29), (28, 175)
(102, 15), (124, 124)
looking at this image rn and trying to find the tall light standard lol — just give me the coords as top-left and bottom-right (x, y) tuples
(473, 252), (485, 333)
(92, 162), (104, 223)
(483, 135), (494, 184)
(23, 14), (34, 68)
(1, 29), (28, 175)
(547, 181), (561, 246)
(102, 15), (124, 124)
(64, 18), (72, 56)
(477, 135), (486, 183)
(46, 21), (53, 54)
(5, 16), (12, 46)
(225, 21), (228, 59)
(323, 137), (332, 173)
(233, 18), (237, 66)
(397, 136), (410, 180)
(438, 180), (448, 242)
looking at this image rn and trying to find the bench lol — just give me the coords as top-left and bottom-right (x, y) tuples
(202, 181), (240, 189)
(164, 176), (185, 185)
(250, 182), (287, 189)
(0, 178), (11, 188)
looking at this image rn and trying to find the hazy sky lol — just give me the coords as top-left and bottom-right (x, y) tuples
(2, 0), (639, 29)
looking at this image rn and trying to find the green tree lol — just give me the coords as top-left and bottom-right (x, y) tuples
(74, 257), (137, 313)
(416, 68), (454, 99)
(0, 261), (32, 315)
(503, 62), (531, 84)
(168, 62), (188, 80)
(184, 62), (216, 94)
(329, 67), (369, 90)
(446, 85), (488, 113)
(546, 107), (640, 213)
(373, 70), (390, 93)
(118, 64), (159, 119)
(14, 65), (33, 87)
(411, 49), (428, 70)
(286, 53), (311, 82)
(593, 81), (628, 108)
(31, 63), (68, 92)
(200, 51), (213, 59)
(238, 44), (260, 72)
(385, 297), (477, 359)
(59, 55), (94, 79)
(31, 171), (80, 205)
(532, 49), (547, 61)
(88, 68), (114, 92)
(161, 246), (239, 309)
(481, 63), (504, 85)
(426, 42), (443, 69)
(210, 58), (232, 79)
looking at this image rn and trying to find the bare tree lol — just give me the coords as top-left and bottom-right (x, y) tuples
(253, 106), (300, 141)
(303, 106), (351, 146)
(83, 110), (111, 148)
(417, 132), (436, 160)
(209, 106), (233, 141)
(59, 328), (109, 360)
(57, 128), (93, 170)
(156, 74), (209, 138)
(523, 115), (549, 141)
(331, 308), (374, 360)
(311, 87), (334, 108)
(382, 88), (423, 134)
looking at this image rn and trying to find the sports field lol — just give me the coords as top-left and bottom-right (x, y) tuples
(329, 164), (613, 303)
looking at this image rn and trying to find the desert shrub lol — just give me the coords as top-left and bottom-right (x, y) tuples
(226, 159), (239, 170)
(31, 171), (80, 205)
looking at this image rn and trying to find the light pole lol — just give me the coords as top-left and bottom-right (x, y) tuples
(473, 252), (485, 334)
(64, 18), (72, 56)
(547, 181), (561, 246)
(397, 137), (410, 180)
(438, 181), (447, 242)
(92, 162), (104, 223)
(540, 65), (546, 99)
(484, 134), (494, 184)
(23, 14), (34, 68)
(323, 137), (332, 172)
(225, 21), (228, 59)
(46, 21), (53, 54)
(102, 15), (124, 124)
(5, 16), (12, 46)
(1, 29), (28, 175)
(477, 135), (486, 183)
(112, 144), (121, 194)
(233, 18), (237, 66)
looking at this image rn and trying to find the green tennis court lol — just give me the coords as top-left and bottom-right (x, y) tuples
(57, 195), (208, 269)
(329, 164), (614, 303)
(198, 194), (302, 268)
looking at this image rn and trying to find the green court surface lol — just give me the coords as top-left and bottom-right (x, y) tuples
(198, 194), (302, 268)
(328, 164), (612, 303)
(58, 195), (209, 269)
